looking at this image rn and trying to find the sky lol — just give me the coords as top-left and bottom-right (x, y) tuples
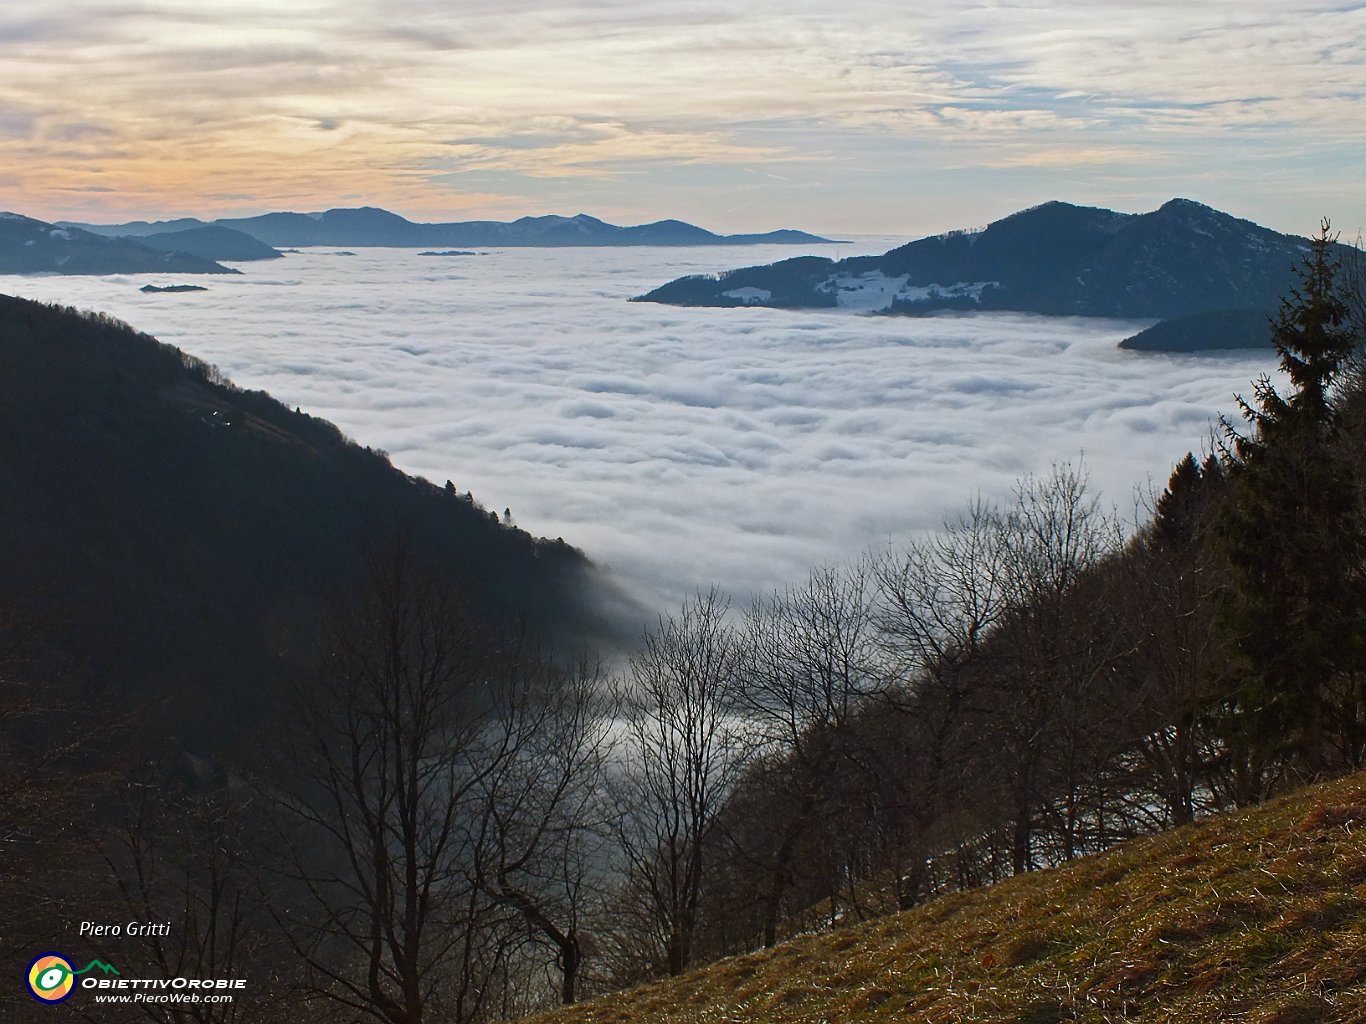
(1, 2), (1363, 238)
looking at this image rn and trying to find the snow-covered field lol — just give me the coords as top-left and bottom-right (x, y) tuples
(0, 240), (1276, 613)
(819, 270), (996, 311)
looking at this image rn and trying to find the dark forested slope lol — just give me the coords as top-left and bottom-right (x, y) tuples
(0, 295), (611, 747)
(636, 199), (1327, 326)
(1119, 308), (1277, 351)
(127, 225), (283, 261)
(0, 212), (236, 275)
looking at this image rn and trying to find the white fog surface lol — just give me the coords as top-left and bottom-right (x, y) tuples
(0, 241), (1277, 613)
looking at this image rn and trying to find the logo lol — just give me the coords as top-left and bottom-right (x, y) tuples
(26, 954), (120, 1004)
(27, 954), (75, 1004)
(22, 951), (245, 1004)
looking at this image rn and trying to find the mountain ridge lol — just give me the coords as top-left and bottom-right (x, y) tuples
(635, 199), (1335, 332)
(0, 212), (237, 275)
(0, 294), (622, 748)
(1120, 308), (1277, 352)
(65, 206), (839, 248)
(129, 224), (282, 262)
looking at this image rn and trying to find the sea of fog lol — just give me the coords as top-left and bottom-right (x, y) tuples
(0, 241), (1278, 614)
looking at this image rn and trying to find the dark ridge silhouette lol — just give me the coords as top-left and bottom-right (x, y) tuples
(69, 207), (839, 248)
(636, 199), (1336, 337)
(126, 225), (283, 262)
(1119, 308), (1276, 352)
(0, 212), (237, 275)
(0, 294), (623, 749)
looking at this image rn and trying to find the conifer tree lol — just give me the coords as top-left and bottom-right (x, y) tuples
(1153, 452), (1218, 551)
(1219, 222), (1365, 776)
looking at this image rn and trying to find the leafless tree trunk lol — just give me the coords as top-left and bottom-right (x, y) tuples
(989, 464), (1120, 871)
(474, 655), (612, 1006)
(102, 783), (293, 1023)
(266, 536), (546, 1024)
(872, 497), (1011, 899)
(612, 588), (742, 977)
(733, 563), (879, 945)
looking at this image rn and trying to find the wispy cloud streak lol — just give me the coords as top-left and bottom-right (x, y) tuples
(0, 2), (1360, 232)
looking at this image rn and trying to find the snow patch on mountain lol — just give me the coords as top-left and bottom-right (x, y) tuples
(722, 287), (772, 304)
(818, 272), (994, 311)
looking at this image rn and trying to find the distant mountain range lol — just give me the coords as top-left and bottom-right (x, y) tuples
(636, 199), (1328, 348)
(67, 206), (837, 248)
(0, 212), (238, 275)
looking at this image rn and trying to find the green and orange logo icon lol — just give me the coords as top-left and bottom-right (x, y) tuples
(26, 953), (120, 1003)
(27, 954), (75, 1003)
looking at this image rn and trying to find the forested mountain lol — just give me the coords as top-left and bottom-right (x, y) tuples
(126, 224), (283, 261)
(1119, 308), (1277, 351)
(0, 212), (236, 275)
(0, 294), (615, 749)
(636, 199), (1333, 340)
(68, 207), (836, 247)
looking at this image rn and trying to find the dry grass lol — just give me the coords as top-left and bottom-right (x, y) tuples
(522, 772), (1366, 1024)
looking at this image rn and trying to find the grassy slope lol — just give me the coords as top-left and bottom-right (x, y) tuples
(528, 773), (1366, 1024)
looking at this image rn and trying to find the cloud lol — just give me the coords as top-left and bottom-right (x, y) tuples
(434, 120), (790, 180)
(0, 0), (1360, 233)
(0, 240), (1279, 617)
(979, 145), (1156, 169)
(0, 110), (36, 140)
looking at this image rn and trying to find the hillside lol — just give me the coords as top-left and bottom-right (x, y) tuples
(0, 294), (619, 749)
(126, 224), (283, 261)
(68, 206), (837, 248)
(527, 771), (1366, 1024)
(635, 200), (1327, 338)
(1120, 308), (1276, 352)
(0, 212), (237, 275)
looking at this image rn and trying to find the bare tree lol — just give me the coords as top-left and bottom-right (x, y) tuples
(871, 497), (1012, 900)
(988, 464), (1124, 870)
(103, 781), (295, 1024)
(612, 588), (742, 977)
(267, 538), (525, 1024)
(474, 655), (612, 1007)
(730, 563), (880, 944)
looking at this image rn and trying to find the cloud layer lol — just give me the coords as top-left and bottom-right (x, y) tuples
(0, 2), (1362, 235)
(0, 242), (1279, 614)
